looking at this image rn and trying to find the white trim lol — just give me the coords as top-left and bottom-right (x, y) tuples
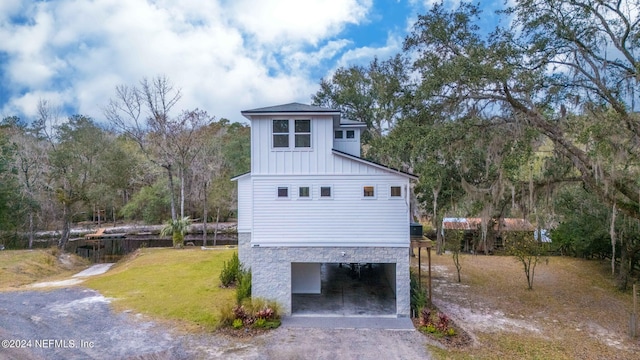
(251, 242), (409, 248)
(331, 150), (419, 180)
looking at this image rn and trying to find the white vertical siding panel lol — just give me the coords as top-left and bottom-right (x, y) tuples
(237, 176), (252, 231)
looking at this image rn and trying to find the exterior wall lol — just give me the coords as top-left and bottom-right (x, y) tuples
(236, 175), (252, 231)
(250, 115), (335, 175)
(238, 232), (252, 268)
(333, 127), (361, 156)
(251, 173), (411, 246)
(251, 246), (410, 317)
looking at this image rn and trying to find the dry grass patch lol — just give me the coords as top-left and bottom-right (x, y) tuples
(84, 247), (236, 332)
(0, 248), (88, 289)
(415, 252), (639, 359)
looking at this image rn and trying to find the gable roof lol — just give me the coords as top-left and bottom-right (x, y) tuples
(241, 102), (340, 115)
(332, 149), (418, 180)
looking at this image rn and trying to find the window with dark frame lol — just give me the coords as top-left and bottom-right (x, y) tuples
(363, 186), (375, 197)
(334, 130), (343, 139)
(294, 119), (311, 148)
(390, 186), (402, 197)
(299, 186), (310, 198)
(346, 130), (355, 139)
(320, 186), (331, 197)
(273, 120), (289, 148)
(277, 187), (288, 198)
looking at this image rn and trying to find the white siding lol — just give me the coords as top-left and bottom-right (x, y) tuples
(250, 115), (335, 175)
(237, 175), (252, 231)
(251, 170), (410, 247)
(333, 127), (361, 156)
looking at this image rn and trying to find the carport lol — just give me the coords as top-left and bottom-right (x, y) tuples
(291, 263), (396, 316)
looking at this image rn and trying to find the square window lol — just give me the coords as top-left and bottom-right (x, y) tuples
(277, 187), (288, 198)
(273, 134), (289, 148)
(320, 186), (331, 197)
(391, 186), (402, 197)
(299, 186), (310, 198)
(346, 130), (355, 139)
(363, 186), (375, 197)
(335, 130), (343, 139)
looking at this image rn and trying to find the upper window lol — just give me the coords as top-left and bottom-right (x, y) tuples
(363, 186), (375, 197)
(334, 130), (343, 139)
(299, 186), (310, 198)
(320, 186), (332, 198)
(277, 186), (289, 198)
(346, 130), (355, 139)
(390, 186), (402, 198)
(294, 120), (311, 148)
(272, 119), (311, 149)
(273, 120), (289, 148)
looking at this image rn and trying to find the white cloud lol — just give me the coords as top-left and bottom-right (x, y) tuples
(0, 0), (383, 123)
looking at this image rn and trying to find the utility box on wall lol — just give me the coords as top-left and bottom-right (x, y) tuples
(410, 223), (423, 237)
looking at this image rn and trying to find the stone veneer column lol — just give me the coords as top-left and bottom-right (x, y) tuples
(237, 232), (252, 269)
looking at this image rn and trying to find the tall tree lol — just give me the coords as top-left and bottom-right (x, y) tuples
(105, 75), (182, 221)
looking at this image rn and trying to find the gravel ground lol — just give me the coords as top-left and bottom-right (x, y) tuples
(0, 287), (433, 359)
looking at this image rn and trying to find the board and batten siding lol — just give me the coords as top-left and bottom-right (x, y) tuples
(251, 173), (410, 247)
(250, 115), (335, 175)
(236, 175), (252, 231)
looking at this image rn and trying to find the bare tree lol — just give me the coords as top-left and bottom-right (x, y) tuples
(105, 76), (182, 221)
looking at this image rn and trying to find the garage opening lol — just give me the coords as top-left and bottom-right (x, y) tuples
(291, 262), (396, 316)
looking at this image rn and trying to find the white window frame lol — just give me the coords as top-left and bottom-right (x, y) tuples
(276, 186), (289, 199)
(362, 185), (376, 199)
(389, 185), (403, 199)
(319, 185), (333, 199)
(272, 119), (312, 150)
(298, 186), (311, 200)
(294, 119), (311, 148)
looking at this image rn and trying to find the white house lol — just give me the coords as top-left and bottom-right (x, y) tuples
(231, 103), (418, 317)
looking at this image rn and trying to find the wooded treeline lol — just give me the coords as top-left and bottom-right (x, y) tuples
(0, 77), (250, 249)
(312, 1), (640, 288)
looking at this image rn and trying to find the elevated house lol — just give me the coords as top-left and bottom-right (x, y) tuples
(232, 103), (418, 317)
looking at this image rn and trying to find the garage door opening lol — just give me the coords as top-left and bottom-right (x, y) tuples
(291, 262), (396, 316)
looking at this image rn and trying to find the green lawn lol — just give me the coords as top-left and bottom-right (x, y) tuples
(84, 248), (236, 331)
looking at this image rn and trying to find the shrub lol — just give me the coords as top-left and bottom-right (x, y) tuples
(235, 268), (252, 304)
(219, 252), (241, 287)
(410, 270), (428, 316)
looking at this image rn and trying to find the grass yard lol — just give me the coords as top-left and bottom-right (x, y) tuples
(84, 248), (236, 332)
(417, 252), (640, 360)
(0, 248), (88, 289)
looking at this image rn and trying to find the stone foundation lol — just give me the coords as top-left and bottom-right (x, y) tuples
(250, 246), (410, 317)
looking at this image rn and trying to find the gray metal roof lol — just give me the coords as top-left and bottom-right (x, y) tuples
(241, 102), (339, 114)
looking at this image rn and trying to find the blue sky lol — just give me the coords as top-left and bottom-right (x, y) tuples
(0, 0), (506, 124)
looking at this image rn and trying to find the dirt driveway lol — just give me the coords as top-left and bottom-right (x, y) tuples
(0, 287), (433, 359)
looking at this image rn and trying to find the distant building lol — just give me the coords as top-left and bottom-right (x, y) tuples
(442, 217), (537, 253)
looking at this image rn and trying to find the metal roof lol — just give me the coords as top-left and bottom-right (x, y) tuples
(241, 102), (340, 115)
(442, 217), (534, 231)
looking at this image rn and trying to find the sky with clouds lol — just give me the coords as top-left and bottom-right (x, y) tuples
(0, 0), (506, 124)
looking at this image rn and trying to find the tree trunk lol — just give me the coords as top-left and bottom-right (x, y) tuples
(180, 167), (185, 219)
(166, 165), (177, 221)
(58, 205), (71, 250)
(202, 181), (208, 247)
(213, 207), (220, 247)
(28, 211), (34, 249)
(611, 204), (617, 276)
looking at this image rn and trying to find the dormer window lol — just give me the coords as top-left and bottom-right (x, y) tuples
(334, 130), (343, 139)
(346, 130), (355, 139)
(272, 119), (311, 149)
